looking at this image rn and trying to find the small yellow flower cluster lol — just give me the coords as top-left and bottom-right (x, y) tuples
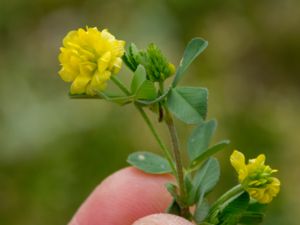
(58, 27), (125, 95)
(230, 150), (280, 204)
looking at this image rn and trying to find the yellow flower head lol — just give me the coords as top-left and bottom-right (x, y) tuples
(230, 150), (280, 204)
(58, 27), (125, 95)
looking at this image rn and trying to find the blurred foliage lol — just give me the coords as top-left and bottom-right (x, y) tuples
(0, 0), (299, 224)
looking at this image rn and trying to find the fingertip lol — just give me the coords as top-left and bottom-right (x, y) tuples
(133, 213), (194, 225)
(69, 167), (174, 225)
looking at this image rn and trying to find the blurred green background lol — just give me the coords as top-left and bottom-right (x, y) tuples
(0, 0), (299, 224)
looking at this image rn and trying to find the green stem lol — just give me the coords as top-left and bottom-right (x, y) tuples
(164, 106), (189, 217)
(135, 105), (176, 174)
(159, 81), (164, 94)
(111, 76), (176, 175)
(208, 184), (244, 218)
(111, 76), (131, 95)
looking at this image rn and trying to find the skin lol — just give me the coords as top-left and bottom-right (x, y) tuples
(68, 167), (193, 225)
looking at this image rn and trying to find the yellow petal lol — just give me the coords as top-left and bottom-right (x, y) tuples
(98, 52), (112, 72)
(230, 150), (246, 173)
(62, 30), (78, 47)
(111, 58), (122, 74)
(230, 150), (248, 182)
(58, 68), (77, 82)
(111, 40), (126, 56)
(101, 29), (115, 41)
(259, 192), (272, 204)
(70, 75), (91, 94)
(79, 62), (96, 77)
(270, 178), (281, 194)
(250, 154), (266, 166)
(88, 71), (111, 94)
(247, 154), (266, 173)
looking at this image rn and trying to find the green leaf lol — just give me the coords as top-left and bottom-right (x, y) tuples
(167, 86), (208, 124)
(239, 212), (264, 224)
(165, 183), (185, 209)
(218, 192), (250, 225)
(194, 199), (210, 224)
(96, 92), (133, 105)
(131, 65), (147, 93)
(189, 140), (230, 171)
(184, 174), (193, 195)
(166, 199), (181, 216)
(130, 65), (157, 100)
(195, 157), (220, 196)
(247, 202), (267, 213)
(172, 38), (208, 87)
(188, 158), (220, 205)
(165, 183), (179, 199)
(135, 80), (157, 100)
(136, 87), (171, 105)
(127, 151), (172, 174)
(188, 120), (217, 161)
(238, 202), (266, 225)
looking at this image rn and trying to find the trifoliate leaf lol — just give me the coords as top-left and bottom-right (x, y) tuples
(135, 80), (157, 100)
(130, 65), (157, 100)
(188, 158), (220, 205)
(218, 192), (250, 225)
(188, 120), (217, 161)
(167, 86), (208, 124)
(172, 38), (208, 87)
(127, 151), (172, 174)
(189, 140), (230, 171)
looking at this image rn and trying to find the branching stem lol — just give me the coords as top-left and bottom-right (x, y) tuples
(111, 76), (176, 175)
(112, 76), (190, 217)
